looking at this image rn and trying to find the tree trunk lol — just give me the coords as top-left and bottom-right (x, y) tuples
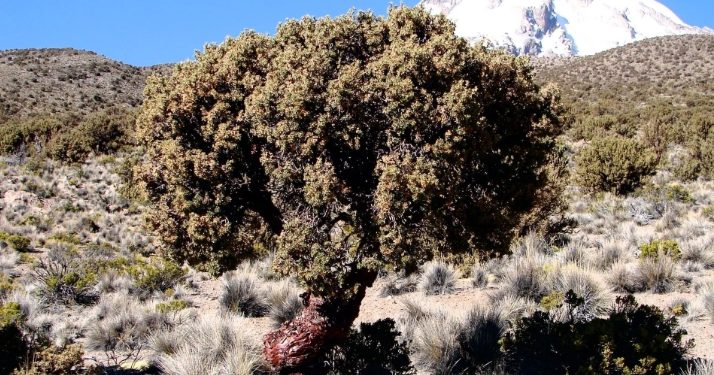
(263, 271), (376, 374)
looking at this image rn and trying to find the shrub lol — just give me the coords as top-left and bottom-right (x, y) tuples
(0, 302), (26, 374)
(0, 232), (31, 252)
(575, 136), (657, 195)
(418, 261), (457, 296)
(126, 256), (186, 298)
(323, 319), (414, 375)
(502, 294), (692, 375)
(16, 344), (84, 375)
(135, 6), (566, 369)
(639, 239), (681, 261)
(0, 109), (135, 163)
(155, 300), (190, 314)
(34, 246), (98, 305)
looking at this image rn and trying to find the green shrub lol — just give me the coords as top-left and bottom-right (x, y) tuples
(0, 232), (31, 252)
(323, 319), (413, 374)
(126, 256), (186, 297)
(155, 299), (190, 313)
(502, 293), (691, 375)
(34, 247), (98, 305)
(0, 302), (26, 374)
(14, 344), (84, 375)
(639, 239), (681, 261)
(575, 136), (657, 195)
(44, 108), (136, 162)
(0, 274), (17, 298)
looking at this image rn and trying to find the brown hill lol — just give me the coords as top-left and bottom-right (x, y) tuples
(0, 48), (169, 120)
(533, 34), (714, 124)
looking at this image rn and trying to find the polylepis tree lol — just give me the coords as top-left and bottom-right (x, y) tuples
(135, 7), (565, 373)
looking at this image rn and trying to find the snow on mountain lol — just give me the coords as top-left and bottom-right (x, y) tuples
(420, 0), (714, 56)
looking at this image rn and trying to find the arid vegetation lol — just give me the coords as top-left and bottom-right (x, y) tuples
(0, 8), (713, 375)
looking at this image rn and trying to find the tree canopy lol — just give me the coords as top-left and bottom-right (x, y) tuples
(135, 7), (565, 299)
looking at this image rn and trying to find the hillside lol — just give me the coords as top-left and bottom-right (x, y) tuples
(534, 35), (714, 144)
(0, 48), (168, 120)
(534, 34), (714, 105)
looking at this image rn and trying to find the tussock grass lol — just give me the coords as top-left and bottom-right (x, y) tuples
(219, 270), (268, 317)
(152, 314), (266, 375)
(418, 261), (457, 296)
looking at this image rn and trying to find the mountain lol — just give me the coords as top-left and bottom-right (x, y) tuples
(0, 48), (170, 120)
(420, 0), (714, 56)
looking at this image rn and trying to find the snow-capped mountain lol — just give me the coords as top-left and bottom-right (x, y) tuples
(420, 0), (714, 56)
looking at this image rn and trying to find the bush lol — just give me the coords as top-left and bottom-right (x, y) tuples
(125, 256), (186, 297)
(502, 294), (691, 375)
(0, 302), (26, 374)
(0, 232), (31, 252)
(575, 136), (657, 195)
(639, 239), (681, 261)
(0, 109), (135, 163)
(323, 319), (414, 375)
(34, 246), (98, 305)
(15, 344), (84, 375)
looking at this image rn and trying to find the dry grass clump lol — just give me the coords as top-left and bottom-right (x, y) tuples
(682, 359), (714, 375)
(85, 292), (172, 365)
(607, 261), (640, 293)
(220, 269), (268, 317)
(500, 256), (548, 301)
(551, 267), (612, 321)
(152, 314), (266, 375)
(418, 261), (458, 296)
(637, 256), (676, 293)
(379, 273), (418, 297)
(264, 279), (303, 328)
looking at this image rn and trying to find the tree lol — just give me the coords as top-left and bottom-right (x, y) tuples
(575, 135), (657, 195)
(135, 7), (564, 372)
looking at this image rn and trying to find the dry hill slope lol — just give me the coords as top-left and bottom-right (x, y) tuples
(0, 48), (168, 120)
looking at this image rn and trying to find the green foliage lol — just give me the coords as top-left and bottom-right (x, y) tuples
(575, 136), (657, 195)
(13, 344), (84, 375)
(0, 108), (135, 162)
(155, 299), (190, 313)
(324, 319), (414, 375)
(0, 274), (17, 298)
(125, 256), (186, 296)
(639, 239), (681, 261)
(135, 7), (565, 300)
(47, 232), (82, 246)
(0, 302), (26, 374)
(540, 291), (564, 310)
(502, 294), (691, 375)
(34, 246), (99, 305)
(0, 232), (31, 252)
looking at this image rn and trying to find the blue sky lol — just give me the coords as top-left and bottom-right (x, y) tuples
(0, 1), (711, 66)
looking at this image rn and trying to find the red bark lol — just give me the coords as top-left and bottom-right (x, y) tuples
(263, 272), (375, 374)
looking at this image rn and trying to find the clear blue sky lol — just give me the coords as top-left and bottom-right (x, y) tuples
(0, 1), (711, 67)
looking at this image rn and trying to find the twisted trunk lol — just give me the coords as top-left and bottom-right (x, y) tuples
(263, 271), (377, 374)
